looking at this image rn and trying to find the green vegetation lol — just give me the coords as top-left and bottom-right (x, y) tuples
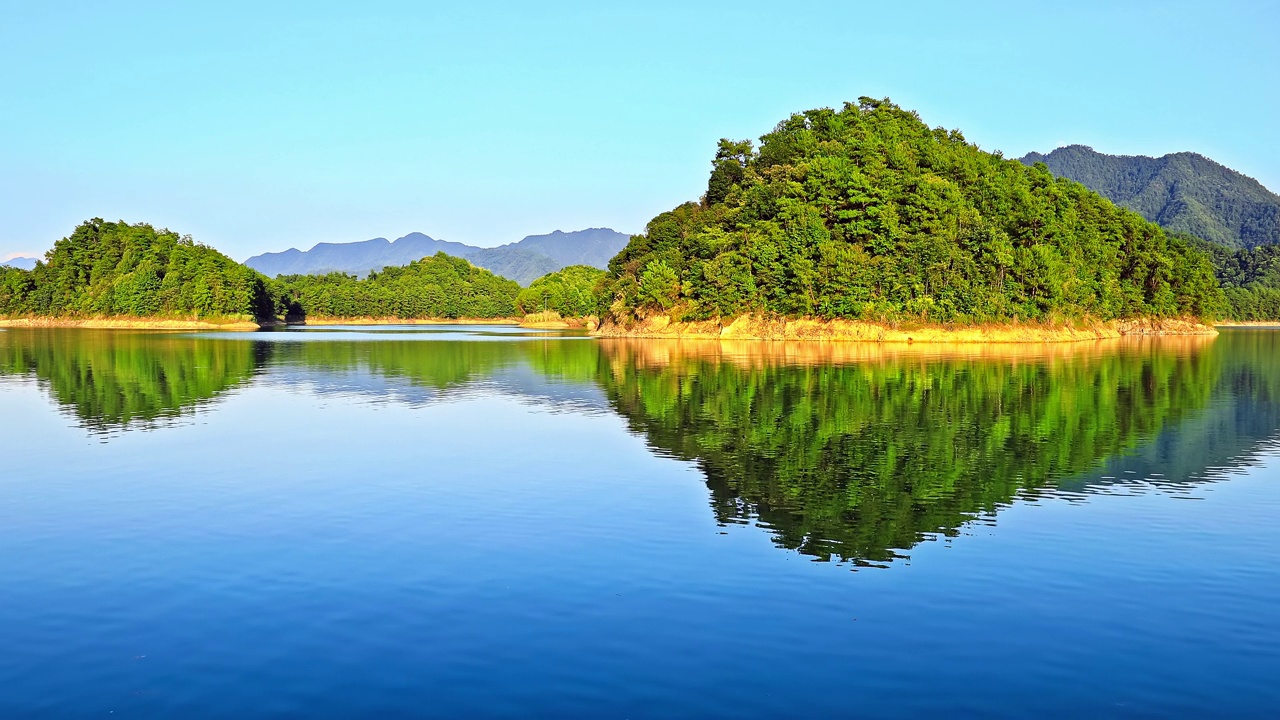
(466, 246), (562, 287)
(1022, 145), (1280, 249)
(0, 219), (275, 320)
(272, 252), (520, 319)
(1181, 235), (1280, 320)
(0, 330), (262, 431)
(601, 98), (1223, 327)
(516, 265), (606, 316)
(596, 340), (1221, 564)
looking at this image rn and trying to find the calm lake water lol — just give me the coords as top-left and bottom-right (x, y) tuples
(1, 325), (1278, 718)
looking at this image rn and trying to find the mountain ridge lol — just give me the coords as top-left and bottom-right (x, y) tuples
(1020, 145), (1280, 248)
(245, 228), (631, 285)
(1, 257), (38, 271)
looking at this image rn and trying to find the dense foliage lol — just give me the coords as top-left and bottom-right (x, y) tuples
(0, 330), (263, 431)
(1181, 235), (1280, 320)
(273, 252), (520, 319)
(597, 340), (1222, 564)
(0, 220), (275, 320)
(602, 99), (1224, 325)
(1023, 145), (1280, 249)
(466, 246), (561, 286)
(516, 265), (606, 316)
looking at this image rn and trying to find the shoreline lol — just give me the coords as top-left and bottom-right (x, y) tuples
(0, 316), (263, 331)
(592, 314), (1219, 343)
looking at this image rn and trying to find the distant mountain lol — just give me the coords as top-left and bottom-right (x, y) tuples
(1021, 145), (1280, 248)
(245, 233), (475, 278)
(245, 228), (631, 285)
(466, 246), (563, 286)
(510, 228), (631, 269)
(1, 256), (38, 270)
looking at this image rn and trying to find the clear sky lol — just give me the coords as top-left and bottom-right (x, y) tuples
(1, 0), (1276, 261)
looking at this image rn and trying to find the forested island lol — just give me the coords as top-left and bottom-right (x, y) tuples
(0, 219), (275, 328)
(273, 253), (522, 322)
(7, 99), (1280, 337)
(595, 98), (1224, 340)
(0, 223), (578, 328)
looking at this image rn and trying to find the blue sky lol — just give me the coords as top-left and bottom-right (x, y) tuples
(1, 0), (1276, 261)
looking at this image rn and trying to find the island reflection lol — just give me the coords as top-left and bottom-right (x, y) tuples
(3, 327), (1277, 567)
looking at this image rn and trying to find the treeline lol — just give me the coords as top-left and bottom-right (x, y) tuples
(0, 219), (275, 320)
(0, 222), (604, 324)
(1183, 235), (1280, 320)
(516, 265), (605, 316)
(600, 98), (1224, 326)
(273, 253), (521, 319)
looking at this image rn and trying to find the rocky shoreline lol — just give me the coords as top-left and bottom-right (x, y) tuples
(592, 314), (1219, 343)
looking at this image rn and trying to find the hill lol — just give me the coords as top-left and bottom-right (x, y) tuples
(510, 228), (632, 269)
(0, 219), (277, 324)
(1, 257), (37, 270)
(465, 246), (563, 286)
(1020, 145), (1280, 248)
(597, 98), (1222, 337)
(517, 265), (606, 317)
(273, 252), (520, 320)
(245, 228), (631, 285)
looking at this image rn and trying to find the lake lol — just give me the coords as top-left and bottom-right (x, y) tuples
(0, 325), (1277, 718)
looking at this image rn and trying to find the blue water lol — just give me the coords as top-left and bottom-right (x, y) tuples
(0, 326), (1277, 717)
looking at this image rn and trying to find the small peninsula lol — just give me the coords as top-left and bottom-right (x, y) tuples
(593, 98), (1224, 341)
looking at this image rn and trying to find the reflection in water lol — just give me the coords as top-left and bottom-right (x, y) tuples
(596, 337), (1229, 565)
(0, 330), (266, 432)
(3, 327), (1279, 566)
(264, 336), (610, 413)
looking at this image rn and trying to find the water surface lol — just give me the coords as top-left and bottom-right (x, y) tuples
(0, 326), (1277, 717)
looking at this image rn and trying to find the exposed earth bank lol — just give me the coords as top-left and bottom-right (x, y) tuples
(593, 314), (1218, 342)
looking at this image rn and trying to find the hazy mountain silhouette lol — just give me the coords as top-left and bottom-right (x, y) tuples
(244, 233), (475, 278)
(1, 257), (38, 270)
(1021, 145), (1280, 248)
(245, 228), (630, 285)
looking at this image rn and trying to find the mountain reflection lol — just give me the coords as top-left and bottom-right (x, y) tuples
(3, 327), (1279, 566)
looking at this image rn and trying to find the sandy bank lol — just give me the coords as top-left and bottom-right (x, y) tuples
(517, 312), (598, 330)
(0, 316), (263, 331)
(600, 333), (1216, 368)
(593, 314), (1218, 343)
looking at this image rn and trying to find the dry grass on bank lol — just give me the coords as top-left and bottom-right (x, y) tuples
(0, 316), (262, 331)
(593, 314), (1218, 343)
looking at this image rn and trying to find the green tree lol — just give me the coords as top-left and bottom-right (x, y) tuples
(600, 99), (1225, 326)
(517, 265), (606, 317)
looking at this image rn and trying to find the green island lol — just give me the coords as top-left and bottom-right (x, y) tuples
(0, 219), (275, 328)
(272, 253), (521, 322)
(5, 99), (1280, 337)
(595, 98), (1223, 340)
